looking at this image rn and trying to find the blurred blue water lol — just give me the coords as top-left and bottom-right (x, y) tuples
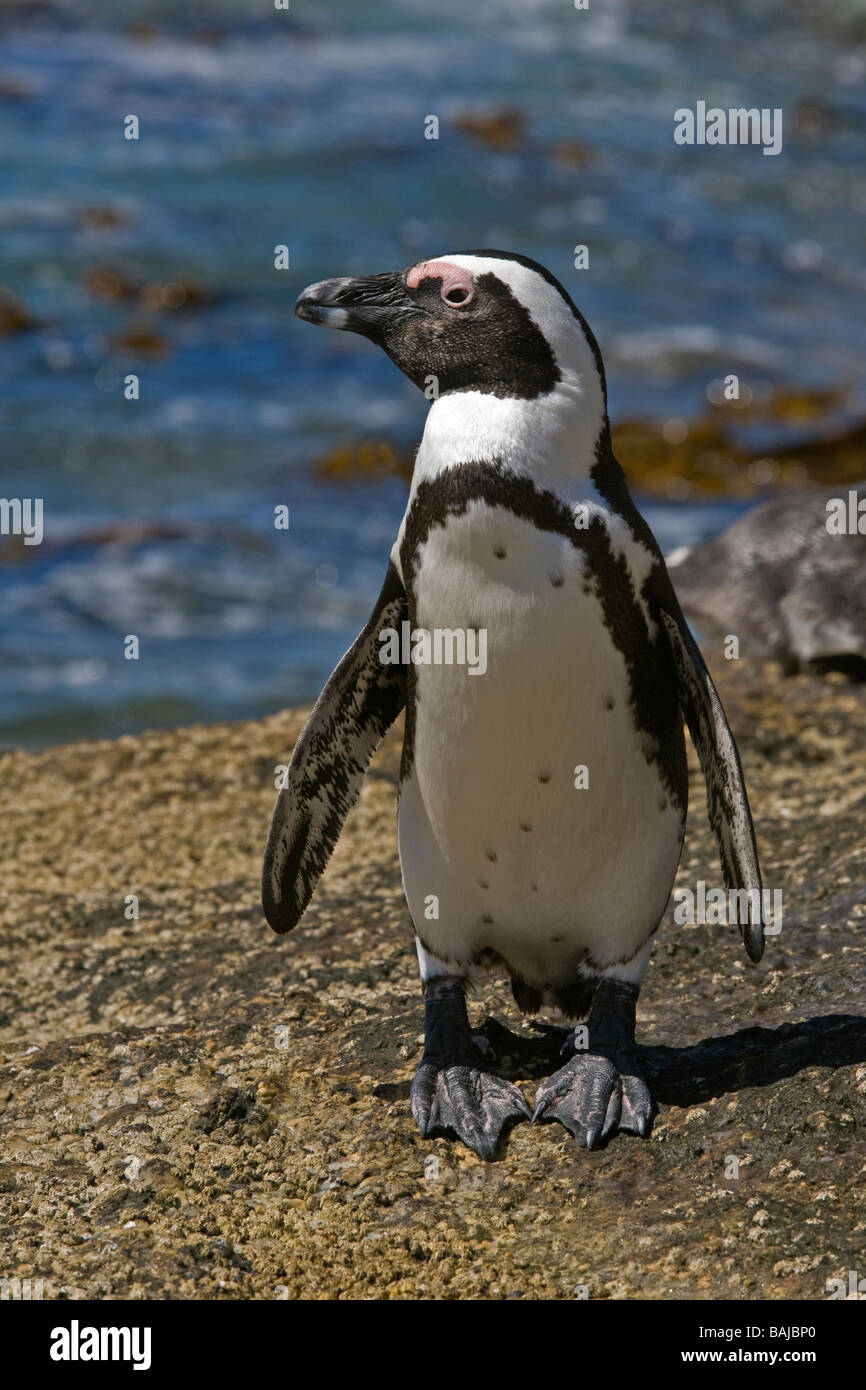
(1, 0), (865, 745)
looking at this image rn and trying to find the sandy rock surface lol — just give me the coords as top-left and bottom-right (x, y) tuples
(0, 660), (863, 1300)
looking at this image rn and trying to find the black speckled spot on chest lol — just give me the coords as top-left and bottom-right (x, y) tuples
(398, 460), (688, 815)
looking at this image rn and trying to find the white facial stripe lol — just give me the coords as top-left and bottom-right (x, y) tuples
(434, 253), (603, 402)
(406, 254), (606, 487)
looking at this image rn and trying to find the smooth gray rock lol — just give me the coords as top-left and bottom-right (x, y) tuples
(668, 485), (866, 674)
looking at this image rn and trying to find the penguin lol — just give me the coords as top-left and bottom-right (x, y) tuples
(667, 484), (866, 677)
(262, 251), (764, 1158)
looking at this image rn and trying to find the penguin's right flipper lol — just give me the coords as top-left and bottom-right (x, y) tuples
(659, 603), (764, 962)
(262, 562), (407, 934)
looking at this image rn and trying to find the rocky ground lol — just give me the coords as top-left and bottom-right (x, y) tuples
(0, 658), (863, 1300)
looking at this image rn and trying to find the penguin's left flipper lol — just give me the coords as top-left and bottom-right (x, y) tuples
(262, 562), (407, 934)
(533, 980), (652, 1149)
(660, 604), (765, 962)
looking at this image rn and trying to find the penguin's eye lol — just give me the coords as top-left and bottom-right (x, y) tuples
(442, 285), (474, 307)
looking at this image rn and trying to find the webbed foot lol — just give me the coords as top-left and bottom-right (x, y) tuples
(533, 979), (653, 1148)
(411, 977), (530, 1160)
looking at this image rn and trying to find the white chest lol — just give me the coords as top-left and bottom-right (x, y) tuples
(396, 502), (685, 984)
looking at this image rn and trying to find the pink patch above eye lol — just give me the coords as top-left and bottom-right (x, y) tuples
(406, 259), (475, 301)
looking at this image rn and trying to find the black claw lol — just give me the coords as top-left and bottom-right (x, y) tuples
(534, 1051), (651, 1148)
(411, 1064), (529, 1158)
(533, 979), (654, 1149)
(412, 977), (530, 1159)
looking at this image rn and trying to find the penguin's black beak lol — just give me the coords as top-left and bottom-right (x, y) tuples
(294, 272), (416, 341)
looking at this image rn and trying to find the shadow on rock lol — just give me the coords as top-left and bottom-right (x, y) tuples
(641, 1012), (866, 1106)
(374, 1013), (866, 1107)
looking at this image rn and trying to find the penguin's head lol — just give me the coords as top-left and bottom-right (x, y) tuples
(295, 250), (607, 410)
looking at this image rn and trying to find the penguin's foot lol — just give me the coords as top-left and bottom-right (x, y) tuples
(412, 1060), (532, 1160)
(532, 978), (653, 1149)
(411, 976), (531, 1160)
(532, 1051), (652, 1148)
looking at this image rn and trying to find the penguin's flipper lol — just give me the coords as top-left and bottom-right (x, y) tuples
(262, 562), (407, 934)
(660, 606), (764, 962)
